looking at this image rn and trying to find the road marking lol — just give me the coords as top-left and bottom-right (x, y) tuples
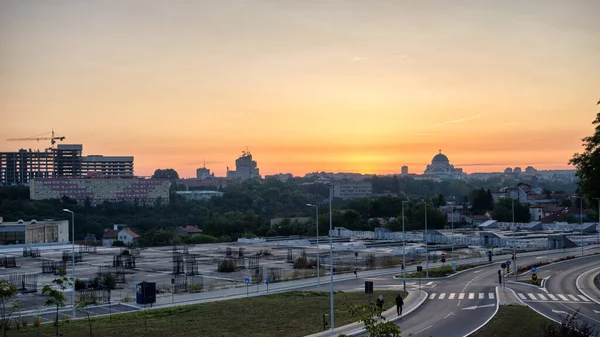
(527, 293), (537, 300)
(488, 293), (495, 300)
(518, 293), (527, 300)
(594, 310), (600, 314)
(578, 295), (591, 302)
(474, 270), (482, 274)
(538, 294), (548, 301)
(444, 312), (454, 319)
(478, 293), (484, 300)
(425, 281), (433, 286)
(557, 294), (568, 301)
(536, 256), (547, 259)
(412, 324), (433, 335)
(552, 310), (568, 315)
(429, 293), (437, 300)
(462, 303), (495, 310)
(449, 293), (456, 300)
(468, 293), (475, 300)
(567, 295), (579, 301)
(439, 293), (446, 300)
(458, 293), (465, 300)
(548, 294), (558, 301)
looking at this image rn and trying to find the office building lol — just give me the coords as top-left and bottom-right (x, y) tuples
(226, 150), (260, 180)
(0, 217), (69, 245)
(333, 181), (373, 199)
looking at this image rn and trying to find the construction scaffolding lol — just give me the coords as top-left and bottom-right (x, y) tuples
(9, 273), (38, 293)
(172, 252), (185, 274)
(173, 274), (188, 293)
(23, 247), (41, 257)
(185, 254), (198, 276)
(62, 250), (83, 263)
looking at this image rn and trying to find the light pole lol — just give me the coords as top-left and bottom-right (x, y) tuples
(451, 203), (455, 272)
(62, 209), (76, 319)
(595, 198), (600, 246)
(328, 183), (334, 330)
(571, 196), (585, 256)
(307, 203), (320, 291)
(512, 199), (516, 281)
(401, 200), (408, 291)
(424, 201), (429, 279)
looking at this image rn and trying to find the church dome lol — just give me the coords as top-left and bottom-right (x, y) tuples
(432, 151), (449, 164)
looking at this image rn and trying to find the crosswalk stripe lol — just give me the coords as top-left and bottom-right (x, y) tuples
(567, 295), (578, 301)
(449, 293), (456, 299)
(458, 293), (465, 300)
(558, 294), (568, 301)
(439, 293), (446, 300)
(429, 293), (436, 300)
(488, 293), (495, 300)
(518, 293), (527, 300)
(478, 293), (484, 300)
(538, 294), (547, 301)
(468, 293), (475, 300)
(547, 294), (558, 301)
(578, 295), (591, 302)
(527, 293), (537, 300)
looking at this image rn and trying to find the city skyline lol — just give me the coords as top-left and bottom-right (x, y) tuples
(2, 1), (599, 178)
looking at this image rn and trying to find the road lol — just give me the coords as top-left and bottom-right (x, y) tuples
(507, 255), (600, 332)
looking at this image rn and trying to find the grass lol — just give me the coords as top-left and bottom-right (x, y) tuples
(7, 290), (406, 337)
(471, 305), (558, 337)
(399, 263), (485, 278)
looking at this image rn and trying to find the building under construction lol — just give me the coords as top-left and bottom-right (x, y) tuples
(0, 144), (134, 185)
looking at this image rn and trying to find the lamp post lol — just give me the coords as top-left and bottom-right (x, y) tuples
(328, 183), (334, 330)
(401, 200), (408, 291)
(594, 198), (600, 246)
(62, 209), (76, 319)
(307, 203), (320, 291)
(451, 203), (455, 272)
(512, 199), (516, 281)
(424, 201), (429, 279)
(572, 196), (585, 256)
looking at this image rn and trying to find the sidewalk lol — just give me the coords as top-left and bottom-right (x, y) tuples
(496, 286), (526, 306)
(305, 290), (428, 337)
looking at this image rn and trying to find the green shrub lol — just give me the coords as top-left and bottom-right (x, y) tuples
(217, 259), (237, 272)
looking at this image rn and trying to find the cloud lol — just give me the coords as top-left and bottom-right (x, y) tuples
(350, 56), (367, 62)
(433, 113), (490, 128)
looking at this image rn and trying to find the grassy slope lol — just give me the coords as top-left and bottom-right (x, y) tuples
(471, 305), (558, 337)
(9, 290), (406, 337)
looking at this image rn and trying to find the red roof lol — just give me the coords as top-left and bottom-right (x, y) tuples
(102, 229), (119, 239)
(182, 226), (202, 233)
(122, 228), (140, 238)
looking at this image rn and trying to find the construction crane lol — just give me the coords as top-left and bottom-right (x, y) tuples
(7, 130), (66, 149)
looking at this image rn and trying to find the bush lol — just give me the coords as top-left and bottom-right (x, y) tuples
(294, 257), (317, 269)
(184, 234), (218, 245)
(112, 240), (125, 247)
(188, 284), (203, 293)
(74, 278), (87, 291)
(33, 316), (41, 328)
(217, 259), (237, 272)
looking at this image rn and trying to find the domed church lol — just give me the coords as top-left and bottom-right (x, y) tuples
(423, 150), (465, 180)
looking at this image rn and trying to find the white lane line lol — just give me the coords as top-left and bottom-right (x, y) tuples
(488, 293), (495, 300)
(429, 293), (437, 300)
(558, 294), (568, 301)
(458, 293), (465, 300)
(425, 282), (433, 285)
(568, 295), (579, 301)
(468, 293), (475, 300)
(578, 295), (591, 302)
(538, 294), (548, 301)
(449, 293), (456, 300)
(527, 293), (537, 300)
(478, 293), (484, 300)
(548, 294), (558, 301)
(518, 293), (527, 300)
(413, 325), (433, 335)
(439, 293), (446, 300)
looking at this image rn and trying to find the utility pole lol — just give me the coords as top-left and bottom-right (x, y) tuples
(328, 183), (334, 330)
(425, 201), (429, 279)
(512, 199), (516, 281)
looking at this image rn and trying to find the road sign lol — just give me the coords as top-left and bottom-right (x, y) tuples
(441, 253), (446, 258)
(265, 277), (269, 285)
(365, 281), (373, 294)
(506, 260), (511, 266)
(501, 263), (507, 269)
(531, 273), (538, 285)
(441, 258), (446, 264)
(531, 267), (537, 273)
(244, 278), (250, 285)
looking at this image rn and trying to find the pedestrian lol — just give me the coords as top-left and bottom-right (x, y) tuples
(376, 295), (384, 311)
(353, 269), (358, 278)
(395, 293), (404, 316)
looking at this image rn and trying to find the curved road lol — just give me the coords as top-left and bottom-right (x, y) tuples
(508, 255), (600, 331)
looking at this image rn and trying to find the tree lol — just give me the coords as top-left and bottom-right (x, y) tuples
(42, 271), (71, 336)
(338, 302), (402, 337)
(0, 280), (17, 337)
(570, 109), (600, 210)
(151, 169), (180, 180)
(540, 309), (597, 337)
(492, 199), (530, 222)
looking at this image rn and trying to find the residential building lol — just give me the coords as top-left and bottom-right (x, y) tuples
(176, 226), (203, 238)
(196, 163), (213, 180)
(176, 190), (223, 200)
(118, 228), (140, 245)
(0, 218), (69, 245)
(0, 144), (134, 185)
(333, 181), (373, 199)
(226, 150), (260, 180)
(102, 229), (119, 247)
(401, 166), (409, 176)
(30, 177), (171, 206)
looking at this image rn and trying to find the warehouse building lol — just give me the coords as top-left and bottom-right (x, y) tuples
(0, 217), (69, 245)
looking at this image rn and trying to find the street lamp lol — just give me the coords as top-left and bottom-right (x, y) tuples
(306, 203), (320, 291)
(512, 199), (516, 281)
(424, 201), (429, 279)
(451, 201), (456, 272)
(572, 196), (585, 256)
(62, 209), (76, 319)
(401, 200), (409, 291)
(593, 198), (600, 246)
(328, 183), (334, 330)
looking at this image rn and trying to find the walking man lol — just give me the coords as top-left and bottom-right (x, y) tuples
(376, 295), (384, 312)
(395, 293), (404, 316)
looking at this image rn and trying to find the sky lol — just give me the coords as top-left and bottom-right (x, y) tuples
(1, 0), (599, 178)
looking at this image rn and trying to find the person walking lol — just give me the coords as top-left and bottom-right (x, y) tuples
(395, 293), (404, 316)
(376, 295), (384, 311)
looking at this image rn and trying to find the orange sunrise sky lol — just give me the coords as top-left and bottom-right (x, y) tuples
(1, 1), (599, 178)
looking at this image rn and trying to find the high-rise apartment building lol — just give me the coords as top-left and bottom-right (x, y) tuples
(226, 150), (260, 180)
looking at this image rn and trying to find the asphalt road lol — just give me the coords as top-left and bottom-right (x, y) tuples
(507, 255), (600, 332)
